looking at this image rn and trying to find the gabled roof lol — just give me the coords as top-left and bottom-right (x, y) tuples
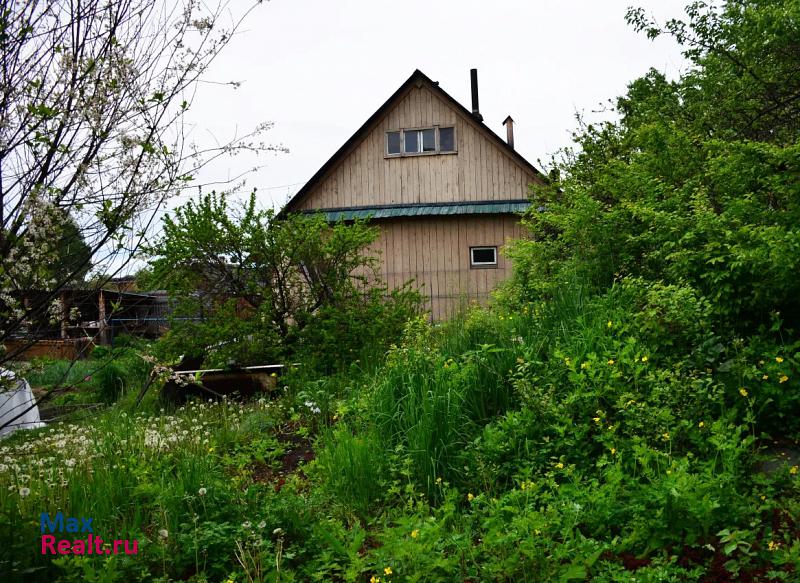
(280, 69), (544, 216)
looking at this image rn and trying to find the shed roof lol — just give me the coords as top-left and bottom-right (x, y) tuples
(302, 200), (534, 221)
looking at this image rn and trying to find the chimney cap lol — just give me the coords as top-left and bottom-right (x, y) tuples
(503, 115), (514, 125)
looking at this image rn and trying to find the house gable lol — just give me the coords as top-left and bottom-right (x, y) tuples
(284, 70), (545, 213)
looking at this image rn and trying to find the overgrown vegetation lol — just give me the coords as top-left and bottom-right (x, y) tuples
(144, 191), (421, 374)
(3, 0), (800, 581)
(25, 338), (153, 406)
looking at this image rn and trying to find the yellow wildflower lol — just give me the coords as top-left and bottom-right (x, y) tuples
(698, 421), (705, 428)
(607, 359), (615, 365)
(384, 567), (393, 576)
(791, 466), (798, 475)
(662, 432), (670, 441)
(768, 540), (778, 551)
(435, 477), (442, 485)
(739, 388), (749, 397)
(555, 462), (564, 469)
(779, 375), (789, 384)
(592, 417), (601, 423)
(610, 448), (616, 455)
(411, 529), (419, 539)
(607, 320), (613, 328)
(581, 362), (589, 370)
(776, 356), (784, 363)
(641, 356), (648, 363)
(760, 495), (766, 501)
(370, 576), (381, 583)
(564, 357), (572, 366)
(762, 374), (769, 380)
(467, 493), (475, 502)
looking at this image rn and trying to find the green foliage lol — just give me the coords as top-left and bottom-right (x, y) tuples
(364, 314), (524, 493)
(147, 191), (420, 372)
(314, 425), (388, 517)
(295, 284), (422, 375)
(44, 213), (93, 285)
(26, 341), (152, 404)
(505, 0), (800, 334)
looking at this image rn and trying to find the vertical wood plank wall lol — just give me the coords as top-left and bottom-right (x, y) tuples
(296, 85), (541, 210)
(366, 214), (527, 319)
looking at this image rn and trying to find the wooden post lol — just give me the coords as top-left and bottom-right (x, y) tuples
(98, 289), (109, 345)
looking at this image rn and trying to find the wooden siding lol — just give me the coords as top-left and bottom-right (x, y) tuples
(296, 85), (541, 210)
(365, 214), (526, 319)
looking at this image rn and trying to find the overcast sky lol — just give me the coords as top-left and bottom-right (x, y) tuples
(182, 0), (691, 211)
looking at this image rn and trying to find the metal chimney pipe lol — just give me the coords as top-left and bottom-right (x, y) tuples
(470, 69), (483, 122)
(503, 115), (515, 149)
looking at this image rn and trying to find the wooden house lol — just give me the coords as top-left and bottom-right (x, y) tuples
(282, 69), (545, 318)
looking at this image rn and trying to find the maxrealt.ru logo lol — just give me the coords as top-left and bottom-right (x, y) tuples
(40, 512), (138, 555)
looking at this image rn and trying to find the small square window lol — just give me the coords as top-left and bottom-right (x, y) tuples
(470, 246), (497, 268)
(439, 127), (455, 152)
(387, 131), (401, 155)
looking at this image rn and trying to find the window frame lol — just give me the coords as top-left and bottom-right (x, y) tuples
(469, 246), (498, 269)
(385, 125), (457, 158)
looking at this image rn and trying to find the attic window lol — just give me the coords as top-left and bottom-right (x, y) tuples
(470, 246), (497, 268)
(386, 126), (456, 156)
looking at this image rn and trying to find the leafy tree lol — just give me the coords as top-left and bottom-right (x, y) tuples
(504, 0), (800, 336)
(48, 213), (93, 285)
(0, 0), (273, 427)
(147, 191), (421, 371)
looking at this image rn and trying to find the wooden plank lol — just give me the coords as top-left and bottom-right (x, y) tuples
(409, 220), (418, 290)
(480, 129), (489, 201)
(176, 364), (284, 375)
(382, 223), (392, 289)
(425, 87), (433, 127)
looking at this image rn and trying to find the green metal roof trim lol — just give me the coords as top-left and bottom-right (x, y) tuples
(312, 201), (533, 221)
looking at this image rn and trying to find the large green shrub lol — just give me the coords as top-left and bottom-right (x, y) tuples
(146, 191), (421, 373)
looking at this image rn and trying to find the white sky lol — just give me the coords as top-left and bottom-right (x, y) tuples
(180, 0), (690, 211)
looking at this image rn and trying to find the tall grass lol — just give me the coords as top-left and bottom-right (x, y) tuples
(315, 424), (388, 516)
(0, 399), (255, 580)
(362, 312), (544, 494)
(372, 354), (469, 491)
(24, 345), (152, 404)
